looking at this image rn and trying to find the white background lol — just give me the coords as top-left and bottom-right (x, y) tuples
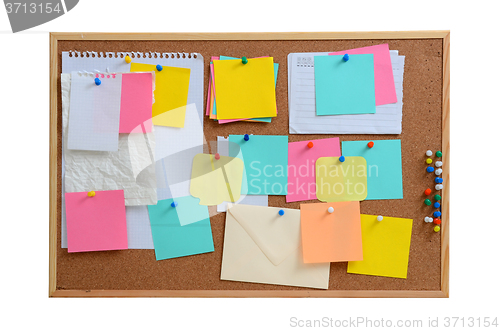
(0, 1), (498, 330)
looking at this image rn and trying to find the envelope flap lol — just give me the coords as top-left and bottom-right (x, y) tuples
(227, 204), (301, 266)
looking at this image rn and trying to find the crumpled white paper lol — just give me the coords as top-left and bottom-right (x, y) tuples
(61, 73), (157, 206)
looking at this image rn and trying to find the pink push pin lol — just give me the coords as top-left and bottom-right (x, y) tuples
(214, 153), (220, 160)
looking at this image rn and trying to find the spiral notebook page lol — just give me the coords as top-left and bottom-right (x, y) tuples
(288, 51), (405, 134)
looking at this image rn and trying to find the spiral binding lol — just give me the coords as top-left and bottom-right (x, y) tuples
(67, 51), (198, 59)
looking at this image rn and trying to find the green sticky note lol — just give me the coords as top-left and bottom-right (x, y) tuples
(315, 54), (376, 115)
(229, 135), (288, 195)
(148, 196), (214, 261)
(341, 139), (403, 200)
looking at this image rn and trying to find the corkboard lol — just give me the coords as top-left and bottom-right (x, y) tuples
(49, 32), (450, 297)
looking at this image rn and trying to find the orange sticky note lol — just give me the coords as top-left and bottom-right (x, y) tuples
(300, 201), (363, 263)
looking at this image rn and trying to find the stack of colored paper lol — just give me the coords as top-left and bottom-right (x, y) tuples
(206, 56), (278, 123)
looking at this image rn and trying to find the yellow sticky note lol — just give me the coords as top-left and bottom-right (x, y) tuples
(315, 157), (368, 202)
(213, 57), (277, 119)
(152, 105), (186, 128)
(347, 214), (413, 279)
(190, 154), (244, 206)
(130, 63), (190, 127)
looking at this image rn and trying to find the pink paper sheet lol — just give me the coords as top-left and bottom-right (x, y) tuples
(286, 138), (341, 202)
(119, 72), (153, 133)
(65, 190), (128, 253)
(329, 44), (397, 106)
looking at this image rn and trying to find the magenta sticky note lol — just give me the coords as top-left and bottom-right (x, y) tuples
(65, 190), (128, 253)
(286, 138), (341, 202)
(119, 72), (153, 133)
(329, 44), (397, 106)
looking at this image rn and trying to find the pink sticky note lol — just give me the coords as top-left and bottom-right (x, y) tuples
(286, 138), (341, 202)
(329, 44), (396, 106)
(65, 190), (128, 253)
(119, 72), (153, 133)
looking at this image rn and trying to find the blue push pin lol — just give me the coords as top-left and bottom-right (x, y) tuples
(244, 134), (250, 141)
(426, 166), (434, 173)
(339, 156), (345, 162)
(94, 78), (101, 86)
(435, 177), (443, 184)
(278, 209), (285, 216)
(433, 211), (441, 218)
(156, 64), (163, 71)
(434, 202), (441, 208)
(343, 54), (349, 62)
(171, 201), (178, 208)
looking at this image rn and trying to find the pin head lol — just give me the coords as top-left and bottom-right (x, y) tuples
(424, 199), (431, 206)
(435, 177), (443, 184)
(339, 156), (345, 162)
(377, 215), (383, 222)
(424, 188), (432, 195)
(342, 54), (349, 62)
(433, 218), (441, 225)
(435, 161), (443, 167)
(214, 153), (220, 160)
(436, 151), (442, 157)
(435, 184), (443, 190)
(171, 201), (178, 208)
(434, 226), (441, 232)
(433, 202), (441, 208)
(94, 78), (101, 86)
(307, 142), (314, 148)
(434, 194), (441, 201)
(243, 134), (250, 141)
(242, 56), (248, 64)
(426, 166), (434, 173)
(87, 191), (95, 197)
(424, 217), (432, 223)
(367, 141), (374, 148)
(426, 158), (433, 164)
(125, 55), (132, 64)
(327, 207), (334, 213)
(433, 211), (441, 218)
(426, 150), (433, 157)
(278, 209), (285, 216)
(435, 168), (443, 175)
(156, 64), (163, 71)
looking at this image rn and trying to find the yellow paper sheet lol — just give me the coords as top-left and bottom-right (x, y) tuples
(347, 214), (413, 279)
(190, 153), (244, 206)
(316, 157), (368, 202)
(213, 57), (277, 119)
(130, 63), (190, 127)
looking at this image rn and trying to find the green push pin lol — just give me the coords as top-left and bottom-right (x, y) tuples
(436, 151), (442, 157)
(424, 199), (431, 206)
(435, 195), (441, 201)
(242, 56), (248, 64)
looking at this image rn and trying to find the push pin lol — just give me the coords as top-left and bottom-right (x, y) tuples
(435, 184), (443, 190)
(426, 150), (433, 157)
(434, 226), (441, 232)
(424, 188), (432, 196)
(242, 56), (248, 64)
(243, 134), (250, 141)
(435, 161), (443, 167)
(214, 153), (220, 160)
(327, 207), (334, 213)
(434, 194), (441, 201)
(156, 64), (163, 71)
(278, 209), (285, 216)
(339, 156), (345, 162)
(426, 158), (433, 164)
(426, 166), (434, 173)
(435, 177), (443, 184)
(424, 217), (433, 223)
(307, 142), (314, 148)
(367, 141), (374, 148)
(433, 211), (441, 218)
(436, 151), (442, 157)
(377, 215), (383, 222)
(342, 54), (349, 62)
(125, 55), (132, 64)
(434, 202), (441, 208)
(94, 78), (101, 86)
(433, 218), (441, 225)
(435, 168), (443, 176)
(87, 191), (95, 197)
(424, 199), (431, 206)
(171, 201), (178, 208)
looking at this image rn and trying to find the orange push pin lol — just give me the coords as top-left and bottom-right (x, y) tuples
(424, 188), (432, 195)
(214, 153), (220, 160)
(433, 218), (441, 225)
(87, 191), (95, 197)
(307, 142), (314, 148)
(367, 141), (374, 148)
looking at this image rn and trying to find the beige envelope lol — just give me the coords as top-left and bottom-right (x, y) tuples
(221, 204), (330, 289)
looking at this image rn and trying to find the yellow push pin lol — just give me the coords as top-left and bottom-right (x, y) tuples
(426, 158), (433, 164)
(125, 55), (131, 64)
(87, 191), (96, 197)
(434, 225), (441, 232)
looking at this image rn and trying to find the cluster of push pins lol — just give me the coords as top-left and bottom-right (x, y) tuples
(423, 150), (443, 232)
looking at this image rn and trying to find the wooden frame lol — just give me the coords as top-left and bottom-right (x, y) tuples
(49, 31), (450, 298)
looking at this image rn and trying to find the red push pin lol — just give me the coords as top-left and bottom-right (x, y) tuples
(214, 153), (220, 160)
(424, 188), (431, 196)
(433, 218), (441, 225)
(367, 141), (374, 148)
(307, 142), (314, 148)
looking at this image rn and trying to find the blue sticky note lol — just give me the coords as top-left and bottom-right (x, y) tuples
(229, 135), (288, 195)
(214, 56), (279, 122)
(314, 54), (376, 115)
(147, 196), (214, 260)
(341, 140), (403, 200)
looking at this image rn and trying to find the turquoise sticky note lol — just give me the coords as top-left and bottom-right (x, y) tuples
(314, 54), (376, 115)
(148, 196), (214, 261)
(229, 135), (288, 195)
(341, 140), (403, 200)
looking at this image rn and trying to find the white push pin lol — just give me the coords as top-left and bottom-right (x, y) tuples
(327, 207), (334, 213)
(377, 215), (383, 222)
(435, 161), (443, 167)
(424, 217), (432, 223)
(435, 168), (443, 175)
(426, 150), (433, 157)
(435, 184), (443, 190)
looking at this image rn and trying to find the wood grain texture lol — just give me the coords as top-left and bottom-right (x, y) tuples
(49, 32), (449, 298)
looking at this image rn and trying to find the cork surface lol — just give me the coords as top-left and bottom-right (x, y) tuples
(56, 39), (443, 291)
